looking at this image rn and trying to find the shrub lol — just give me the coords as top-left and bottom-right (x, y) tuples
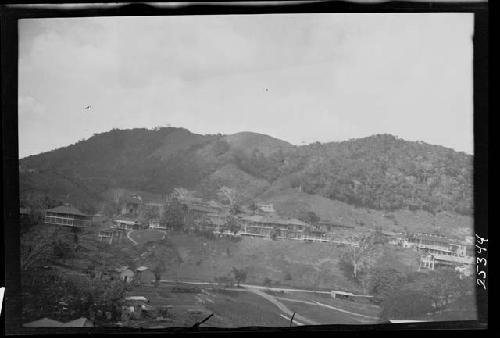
(380, 289), (434, 320)
(263, 277), (273, 287)
(367, 267), (407, 299)
(284, 271), (292, 281)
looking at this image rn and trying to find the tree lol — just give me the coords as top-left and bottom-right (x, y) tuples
(284, 271), (292, 281)
(298, 210), (320, 224)
(270, 228), (279, 241)
(340, 233), (381, 282)
(213, 139), (230, 156)
(143, 239), (183, 288)
(407, 268), (469, 310)
(230, 203), (242, 215)
(161, 199), (187, 231)
(380, 289), (434, 320)
(22, 264), (130, 323)
(218, 186), (238, 206)
(248, 201), (258, 214)
(232, 267), (247, 287)
(53, 238), (74, 262)
(225, 216), (241, 234)
(138, 206), (159, 226)
(367, 267), (407, 299)
(21, 227), (58, 271)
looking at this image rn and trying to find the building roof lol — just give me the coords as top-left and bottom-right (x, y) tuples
(331, 291), (354, 296)
(23, 318), (63, 327)
(136, 266), (149, 272)
(411, 233), (462, 245)
(46, 205), (89, 217)
(23, 317), (92, 327)
(113, 218), (138, 225)
(434, 254), (473, 264)
(125, 296), (148, 302)
(239, 214), (309, 227)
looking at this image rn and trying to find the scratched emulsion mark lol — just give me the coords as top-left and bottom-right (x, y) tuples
(475, 234), (488, 291)
(0, 287), (5, 315)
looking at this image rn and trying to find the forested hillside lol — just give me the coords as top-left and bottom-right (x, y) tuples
(19, 127), (472, 218)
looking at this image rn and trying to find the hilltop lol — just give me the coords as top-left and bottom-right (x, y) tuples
(19, 127), (473, 235)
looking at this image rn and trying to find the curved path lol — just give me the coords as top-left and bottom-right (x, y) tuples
(274, 296), (379, 322)
(127, 230), (139, 246)
(159, 279), (378, 323)
(244, 286), (319, 326)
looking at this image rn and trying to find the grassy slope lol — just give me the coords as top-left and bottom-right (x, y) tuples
(129, 231), (418, 294)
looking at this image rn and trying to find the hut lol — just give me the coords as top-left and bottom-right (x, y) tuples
(115, 266), (135, 283)
(136, 266), (155, 284)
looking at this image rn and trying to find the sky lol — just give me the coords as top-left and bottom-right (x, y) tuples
(18, 13), (474, 158)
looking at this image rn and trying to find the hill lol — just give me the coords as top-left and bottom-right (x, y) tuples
(19, 127), (473, 233)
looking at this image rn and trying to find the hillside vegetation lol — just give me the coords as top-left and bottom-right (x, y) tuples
(20, 127), (472, 229)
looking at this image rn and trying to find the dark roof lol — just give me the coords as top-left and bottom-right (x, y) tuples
(23, 317), (92, 327)
(46, 205), (89, 217)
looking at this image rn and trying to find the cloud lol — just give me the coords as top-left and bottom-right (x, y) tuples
(18, 14), (474, 157)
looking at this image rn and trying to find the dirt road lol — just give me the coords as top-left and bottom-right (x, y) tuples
(127, 230), (139, 245)
(244, 286), (319, 325)
(274, 296), (379, 322)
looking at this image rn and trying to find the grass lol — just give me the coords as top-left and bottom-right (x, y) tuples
(125, 231), (421, 295)
(278, 299), (366, 325)
(122, 282), (291, 328)
(160, 232), (359, 292)
(203, 290), (289, 327)
(122, 282), (381, 328)
(277, 292), (381, 318)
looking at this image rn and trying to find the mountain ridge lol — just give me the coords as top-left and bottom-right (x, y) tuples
(19, 127), (473, 222)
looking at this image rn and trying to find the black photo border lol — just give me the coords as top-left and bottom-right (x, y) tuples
(1, 1), (488, 335)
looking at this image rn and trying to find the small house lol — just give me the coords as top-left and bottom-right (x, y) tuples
(256, 202), (275, 213)
(121, 194), (143, 216)
(331, 290), (354, 300)
(136, 266), (155, 284)
(148, 219), (168, 232)
(123, 296), (150, 320)
(116, 266), (135, 283)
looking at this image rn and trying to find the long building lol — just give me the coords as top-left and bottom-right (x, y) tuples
(405, 233), (471, 257)
(44, 204), (92, 228)
(237, 215), (310, 240)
